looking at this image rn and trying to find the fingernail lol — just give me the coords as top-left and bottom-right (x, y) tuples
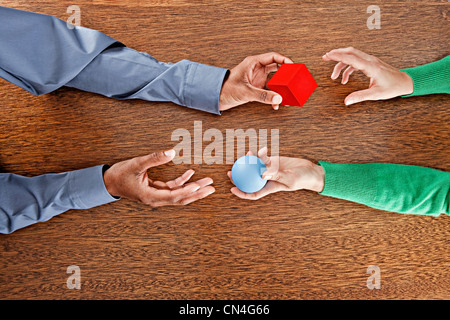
(164, 149), (175, 157)
(274, 105), (279, 110)
(272, 95), (282, 105)
(345, 98), (354, 105)
(263, 175), (272, 180)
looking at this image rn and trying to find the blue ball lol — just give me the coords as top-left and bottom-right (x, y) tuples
(231, 155), (267, 193)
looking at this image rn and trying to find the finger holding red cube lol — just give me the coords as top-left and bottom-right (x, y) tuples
(267, 63), (317, 107)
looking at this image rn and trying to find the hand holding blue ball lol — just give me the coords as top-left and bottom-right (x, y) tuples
(231, 155), (267, 193)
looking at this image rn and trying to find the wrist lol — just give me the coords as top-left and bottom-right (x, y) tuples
(399, 70), (414, 96)
(103, 165), (120, 198)
(218, 71), (233, 111)
(309, 163), (325, 193)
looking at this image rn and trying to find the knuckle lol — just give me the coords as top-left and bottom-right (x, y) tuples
(259, 91), (268, 102)
(138, 193), (148, 203)
(249, 194), (259, 200)
(140, 194), (158, 207)
(151, 151), (164, 162)
(171, 196), (181, 204)
(174, 191), (189, 204)
(243, 56), (253, 64)
(369, 67), (381, 78)
(173, 177), (182, 186)
(144, 198), (155, 206)
(165, 181), (175, 189)
(141, 153), (158, 167)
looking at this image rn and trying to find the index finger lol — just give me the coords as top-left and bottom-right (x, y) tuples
(257, 147), (280, 173)
(254, 52), (294, 66)
(165, 169), (195, 189)
(257, 147), (271, 166)
(324, 47), (375, 61)
(323, 48), (375, 77)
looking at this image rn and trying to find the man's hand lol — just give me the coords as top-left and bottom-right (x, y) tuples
(322, 47), (414, 105)
(227, 147), (325, 200)
(103, 150), (215, 207)
(219, 52), (294, 111)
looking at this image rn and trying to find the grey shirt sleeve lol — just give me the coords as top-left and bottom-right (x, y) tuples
(0, 6), (120, 95)
(0, 7), (228, 233)
(0, 165), (118, 234)
(66, 47), (229, 115)
(0, 6), (229, 114)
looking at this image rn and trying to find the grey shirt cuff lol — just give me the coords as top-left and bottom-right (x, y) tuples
(68, 165), (119, 209)
(183, 62), (229, 115)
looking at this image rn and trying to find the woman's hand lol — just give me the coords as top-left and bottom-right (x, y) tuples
(227, 147), (324, 200)
(323, 47), (414, 105)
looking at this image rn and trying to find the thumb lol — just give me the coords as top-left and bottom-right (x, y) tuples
(249, 86), (283, 106)
(344, 87), (382, 105)
(136, 149), (175, 171)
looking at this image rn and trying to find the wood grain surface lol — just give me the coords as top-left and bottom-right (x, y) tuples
(0, 0), (449, 300)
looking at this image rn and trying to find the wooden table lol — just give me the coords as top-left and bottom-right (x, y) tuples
(0, 0), (449, 300)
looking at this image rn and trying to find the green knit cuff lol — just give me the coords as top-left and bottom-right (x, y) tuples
(318, 161), (377, 205)
(400, 55), (450, 97)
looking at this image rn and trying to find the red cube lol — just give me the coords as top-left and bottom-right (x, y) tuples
(267, 63), (317, 107)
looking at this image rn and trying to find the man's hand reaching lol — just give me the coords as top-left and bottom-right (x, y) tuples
(103, 150), (215, 207)
(219, 52), (294, 111)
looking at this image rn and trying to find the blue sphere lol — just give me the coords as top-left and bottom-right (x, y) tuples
(231, 155), (267, 193)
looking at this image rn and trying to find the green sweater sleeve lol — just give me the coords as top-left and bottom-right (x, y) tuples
(318, 162), (450, 216)
(400, 55), (450, 97)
